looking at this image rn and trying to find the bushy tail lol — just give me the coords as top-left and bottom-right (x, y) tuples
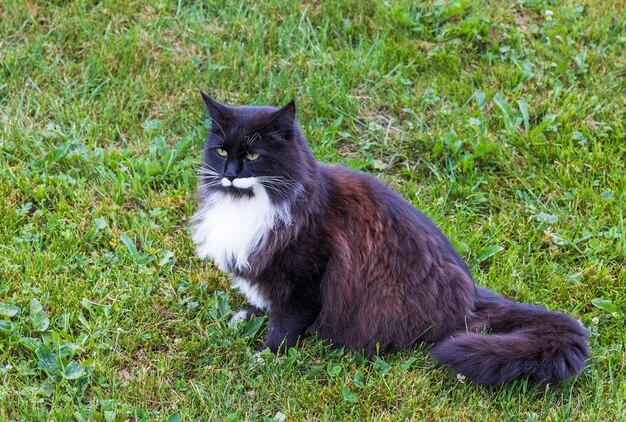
(430, 287), (590, 386)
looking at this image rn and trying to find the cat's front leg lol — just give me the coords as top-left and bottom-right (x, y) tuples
(262, 306), (314, 353)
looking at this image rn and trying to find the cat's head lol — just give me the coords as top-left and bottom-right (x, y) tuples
(199, 92), (312, 201)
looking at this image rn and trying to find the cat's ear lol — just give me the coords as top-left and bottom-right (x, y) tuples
(269, 100), (296, 140)
(200, 91), (231, 126)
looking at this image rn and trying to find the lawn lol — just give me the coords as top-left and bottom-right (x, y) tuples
(1, 0), (625, 420)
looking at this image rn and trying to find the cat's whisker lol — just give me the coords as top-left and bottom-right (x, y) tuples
(257, 175), (296, 184)
(197, 175), (220, 182)
(257, 178), (292, 186)
(210, 118), (227, 141)
(199, 164), (219, 172)
(256, 176), (297, 192)
(257, 182), (297, 197)
(197, 177), (222, 186)
(258, 183), (289, 195)
(196, 175), (223, 187)
(197, 166), (220, 177)
(246, 132), (262, 147)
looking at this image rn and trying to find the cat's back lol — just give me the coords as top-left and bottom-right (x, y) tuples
(318, 162), (470, 276)
(319, 163), (400, 208)
(318, 163), (436, 234)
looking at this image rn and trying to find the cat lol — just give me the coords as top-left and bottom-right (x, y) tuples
(191, 93), (590, 386)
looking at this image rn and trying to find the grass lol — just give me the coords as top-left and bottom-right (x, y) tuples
(1, 0), (625, 420)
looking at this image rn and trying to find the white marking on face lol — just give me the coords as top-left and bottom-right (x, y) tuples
(232, 177), (257, 189)
(231, 276), (271, 311)
(221, 177), (232, 187)
(191, 185), (291, 271)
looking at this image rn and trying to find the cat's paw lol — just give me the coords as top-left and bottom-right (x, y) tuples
(229, 306), (264, 324)
(229, 310), (249, 324)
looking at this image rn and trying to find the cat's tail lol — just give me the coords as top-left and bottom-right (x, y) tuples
(429, 287), (590, 386)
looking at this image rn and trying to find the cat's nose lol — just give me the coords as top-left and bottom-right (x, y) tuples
(224, 160), (238, 181)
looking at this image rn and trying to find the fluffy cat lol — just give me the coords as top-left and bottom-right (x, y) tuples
(191, 93), (589, 386)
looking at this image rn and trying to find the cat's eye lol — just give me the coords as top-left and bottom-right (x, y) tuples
(246, 152), (260, 161)
(216, 148), (228, 157)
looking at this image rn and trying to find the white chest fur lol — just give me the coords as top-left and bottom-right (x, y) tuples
(231, 276), (271, 310)
(192, 185), (291, 272)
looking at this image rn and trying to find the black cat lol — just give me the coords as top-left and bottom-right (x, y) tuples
(192, 93), (589, 386)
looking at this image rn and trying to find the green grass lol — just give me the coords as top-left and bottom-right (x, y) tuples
(1, 0), (625, 420)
